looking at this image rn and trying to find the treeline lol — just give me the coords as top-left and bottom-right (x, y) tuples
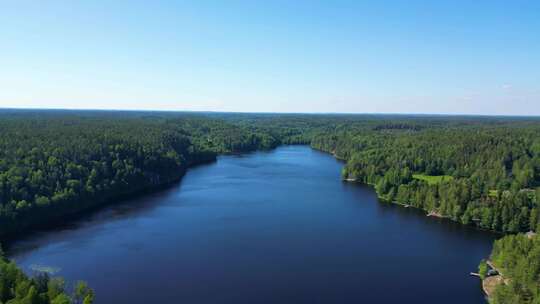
(0, 247), (94, 304)
(0, 111), (282, 240)
(311, 124), (540, 234)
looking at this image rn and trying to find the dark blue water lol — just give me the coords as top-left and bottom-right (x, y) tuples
(8, 146), (495, 303)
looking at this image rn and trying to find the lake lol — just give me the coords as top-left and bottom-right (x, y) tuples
(8, 146), (496, 303)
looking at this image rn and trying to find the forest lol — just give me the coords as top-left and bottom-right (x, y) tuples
(310, 119), (540, 234)
(0, 110), (539, 303)
(0, 110), (285, 240)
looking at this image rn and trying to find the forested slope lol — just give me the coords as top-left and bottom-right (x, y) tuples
(311, 122), (540, 233)
(0, 111), (282, 239)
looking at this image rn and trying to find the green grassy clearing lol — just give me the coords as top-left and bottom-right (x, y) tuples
(412, 174), (453, 185)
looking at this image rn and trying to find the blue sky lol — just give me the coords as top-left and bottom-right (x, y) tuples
(1, 1), (539, 115)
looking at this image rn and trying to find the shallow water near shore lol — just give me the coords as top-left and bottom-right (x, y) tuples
(8, 146), (496, 303)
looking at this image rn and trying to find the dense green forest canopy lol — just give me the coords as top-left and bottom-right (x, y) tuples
(310, 118), (540, 234)
(0, 110), (287, 239)
(1, 109), (539, 303)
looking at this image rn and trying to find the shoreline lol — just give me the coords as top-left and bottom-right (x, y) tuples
(2, 145), (284, 248)
(481, 261), (506, 299)
(1, 155), (218, 247)
(335, 147), (505, 301)
(339, 164), (502, 235)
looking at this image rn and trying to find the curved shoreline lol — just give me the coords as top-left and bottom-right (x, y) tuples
(1, 156), (217, 246)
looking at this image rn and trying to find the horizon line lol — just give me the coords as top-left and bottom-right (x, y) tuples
(1, 106), (539, 118)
